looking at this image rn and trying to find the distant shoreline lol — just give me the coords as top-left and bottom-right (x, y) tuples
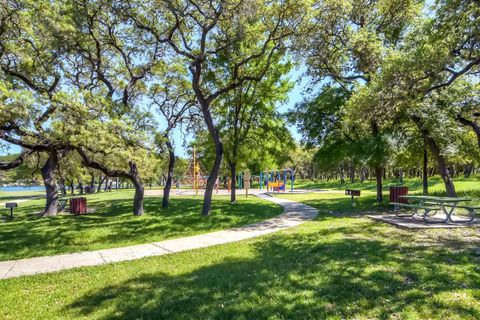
(0, 186), (45, 192)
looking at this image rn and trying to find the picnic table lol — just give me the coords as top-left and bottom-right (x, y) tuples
(391, 195), (478, 223)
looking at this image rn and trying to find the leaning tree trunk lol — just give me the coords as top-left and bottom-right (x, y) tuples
(97, 175), (106, 193)
(426, 136), (456, 197)
(67, 179), (75, 195)
(375, 166), (383, 203)
(128, 161), (144, 216)
(230, 162), (237, 204)
(423, 147), (428, 195)
(458, 116), (480, 148)
(162, 140), (175, 208)
(200, 105), (223, 216)
(104, 177), (110, 192)
(41, 152), (60, 217)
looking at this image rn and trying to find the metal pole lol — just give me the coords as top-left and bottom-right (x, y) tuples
(260, 172), (263, 191)
(193, 146), (197, 195)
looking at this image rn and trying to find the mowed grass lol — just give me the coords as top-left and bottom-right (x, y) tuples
(0, 189), (45, 203)
(295, 175), (480, 194)
(1, 214), (479, 319)
(0, 190), (282, 261)
(1, 178), (480, 319)
(289, 175), (480, 215)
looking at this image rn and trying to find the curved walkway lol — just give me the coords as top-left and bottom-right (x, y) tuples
(0, 194), (317, 280)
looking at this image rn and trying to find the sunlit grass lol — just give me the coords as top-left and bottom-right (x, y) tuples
(1, 178), (479, 319)
(0, 212), (479, 319)
(0, 190), (282, 261)
(295, 175), (480, 194)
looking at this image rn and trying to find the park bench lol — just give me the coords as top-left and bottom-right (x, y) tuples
(58, 199), (68, 212)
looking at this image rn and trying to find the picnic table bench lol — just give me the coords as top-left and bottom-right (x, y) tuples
(391, 195), (478, 223)
(58, 198), (68, 212)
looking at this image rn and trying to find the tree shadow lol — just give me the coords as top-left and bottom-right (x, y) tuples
(66, 228), (480, 319)
(0, 195), (282, 261)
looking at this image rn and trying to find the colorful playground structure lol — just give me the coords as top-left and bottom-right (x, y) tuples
(260, 169), (294, 193)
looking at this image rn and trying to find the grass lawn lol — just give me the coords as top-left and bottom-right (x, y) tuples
(0, 190), (282, 261)
(289, 175), (480, 216)
(0, 190), (45, 203)
(295, 175), (480, 194)
(1, 206), (479, 319)
(1, 179), (480, 319)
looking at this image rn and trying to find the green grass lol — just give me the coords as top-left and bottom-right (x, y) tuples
(1, 180), (480, 319)
(295, 175), (480, 194)
(0, 190), (45, 203)
(0, 190), (282, 261)
(289, 175), (480, 215)
(1, 212), (479, 319)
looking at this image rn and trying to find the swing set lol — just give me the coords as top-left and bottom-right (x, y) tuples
(260, 169), (295, 193)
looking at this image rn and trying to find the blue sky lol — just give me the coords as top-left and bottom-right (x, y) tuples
(1, 69), (307, 158)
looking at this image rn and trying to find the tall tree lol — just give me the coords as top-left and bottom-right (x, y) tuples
(296, 0), (420, 202)
(217, 59), (292, 203)
(124, 0), (305, 215)
(150, 73), (196, 208)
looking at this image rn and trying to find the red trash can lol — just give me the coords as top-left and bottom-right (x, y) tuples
(70, 197), (87, 215)
(389, 186), (409, 204)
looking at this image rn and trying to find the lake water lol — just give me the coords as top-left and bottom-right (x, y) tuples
(0, 186), (45, 192)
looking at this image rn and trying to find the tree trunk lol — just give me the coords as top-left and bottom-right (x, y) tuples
(458, 116), (480, 148)
(128, 161), (144, 216)
(41, 151), (59, 217)
(104, 177), (110, 192)
(360, 167), (366, 183)
(59, 179), (67, 196)
(97, 175), (106, 193)
(230, 162), (237, 204)
(339, 167), (345, 184)
(399, 168), (404, 183)
(89, 173), (95, 191)
(375, 166), (383, 203)
(200, 104), (223, 216)
(162, 140), (175, 208)
(423, 147), (428, 195)
(414, 116), (456, 197)
(425, 136), (456, 197)
(67, 178), (75, 195)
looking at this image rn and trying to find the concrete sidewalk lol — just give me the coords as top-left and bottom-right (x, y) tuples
(0, 194), (317, 280)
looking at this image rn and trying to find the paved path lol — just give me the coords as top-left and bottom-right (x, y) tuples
(0, 194), (317, 280)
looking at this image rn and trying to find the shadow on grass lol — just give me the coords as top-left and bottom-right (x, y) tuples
(0, 195), (282, 261)
(296, 175), (480, 193)
(66, 226), (480, 319)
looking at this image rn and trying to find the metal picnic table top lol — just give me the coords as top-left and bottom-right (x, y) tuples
(400, 195), (472, 203)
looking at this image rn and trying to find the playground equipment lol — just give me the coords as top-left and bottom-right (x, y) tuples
(260, 169), (294, 193)
(178, 146), (208, 194)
